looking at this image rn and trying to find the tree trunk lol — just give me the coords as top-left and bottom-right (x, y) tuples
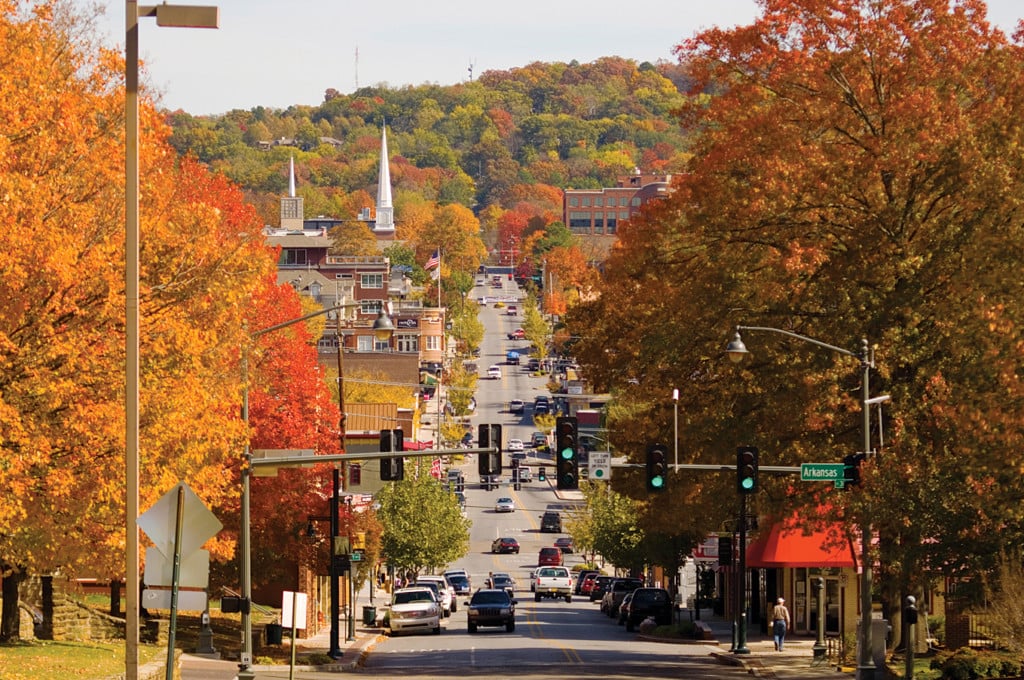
(40, 575), (53, 640)
(0, 564), (24, 642)
(109, 578), (121, 617)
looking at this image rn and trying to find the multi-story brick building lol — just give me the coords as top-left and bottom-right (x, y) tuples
(563, 170), (673, 237)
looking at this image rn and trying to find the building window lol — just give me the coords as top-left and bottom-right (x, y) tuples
(357, 335), (374, 352)
(631, 197), (642, 207)
(424, 335), (441, 351)
(279, 249), (307, 266)
(375, 337), (390, 352)
(620, 197), (629, 207)
(360, 299), (384, 315)
(361, 273), (384, 289)
(569, 196), (579, 207)
(606, 214), (616, 233)
(594, 197), (603, 207)
(581, 197), (591, 207)
(619, 211), (629, 221)
(569, 211), (590, 232)
(397, 335), (419, 353)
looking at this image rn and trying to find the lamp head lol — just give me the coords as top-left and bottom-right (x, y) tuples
(725, 331), (749, 363)
(372, 309), (395, 341)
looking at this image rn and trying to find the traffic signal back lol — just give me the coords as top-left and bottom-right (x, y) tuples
(477, 424), (502, 476)
(555, 416), (579, 490)
(380, 429), (405, 481)
(843, 452), (866, 488)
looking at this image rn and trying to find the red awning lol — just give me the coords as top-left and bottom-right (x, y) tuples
(746, 520), (856, 568)
(402, 439), (434, 451)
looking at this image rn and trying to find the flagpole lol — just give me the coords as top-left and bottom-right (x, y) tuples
(436, 249), (442, 448)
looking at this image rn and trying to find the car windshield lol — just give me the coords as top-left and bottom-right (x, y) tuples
(537, 568), (563, 577)
(448, 575), (469, 588)
(472, 591), (511, 605)
(416, 582), (439, 594)
(393, 590), (434, 605)
(497, 498), (512, 504)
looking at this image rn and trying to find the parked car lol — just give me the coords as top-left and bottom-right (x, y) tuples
(508, 399), (525, 414)
(538, 546), (562, 566)
(600, 578), (644, 617)
(574, 570), (599, 595)
(491, 537), (520, 554)
(413, 578), (453, 617)
(486, 365), (502, 380)
(526, 358), (540, 371)
(494, 497), (516, 513)
(531, 431), (548, 449)
(387, 587), (441, 636)
(540, 511), (561, 533)
(416, 575), (457, 615)
(589, 575), (616, 602)
(580, 573), (599, 596)
(620, 587), (673, 631)
(554, 537), (574, 554)
(617, 591), (635, 625)
(466, 589), (516, 633)
(507, 328), (526, 340)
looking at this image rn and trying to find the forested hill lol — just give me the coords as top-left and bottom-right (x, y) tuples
(166, 57), (696, 225)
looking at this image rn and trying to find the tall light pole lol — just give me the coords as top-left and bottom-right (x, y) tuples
(125, 5), (218, 679)
(726, 326), (877, 680)
(238, 304), (393, 678)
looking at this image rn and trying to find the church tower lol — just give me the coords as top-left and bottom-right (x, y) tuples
(280, 155), (304, 230)
(373, 124), (395, 233)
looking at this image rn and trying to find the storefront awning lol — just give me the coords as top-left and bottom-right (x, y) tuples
(746, 521), (856, 568)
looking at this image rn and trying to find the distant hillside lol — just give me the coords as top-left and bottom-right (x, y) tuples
(166, 57), (696, 225)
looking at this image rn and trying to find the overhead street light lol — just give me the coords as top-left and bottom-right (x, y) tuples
(726, 325), (878, 680)
(239, 301), (393, 677)
(125, 4), (218, 679)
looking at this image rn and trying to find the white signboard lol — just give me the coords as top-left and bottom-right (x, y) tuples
(144, 547), (211, 588)
(281, 591), (308, 630)
(142, 587), (208, 611)
(588, 452), (611, 480)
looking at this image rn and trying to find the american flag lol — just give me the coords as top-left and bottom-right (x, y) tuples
(424, 249), (440, 270)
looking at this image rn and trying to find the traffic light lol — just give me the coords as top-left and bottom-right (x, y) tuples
(379, 429), (405, 481)
(477, 424), (502, 478)
(717, 535), (733, 567)
(645, 443), (668, 491)
(843, 452), (866, 488)
(736, 446), (758, 494)
(537, 466), (546, 482)
(555, 416), (579, 490)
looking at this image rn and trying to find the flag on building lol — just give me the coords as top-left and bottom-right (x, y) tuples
(424, 249), (440, 270)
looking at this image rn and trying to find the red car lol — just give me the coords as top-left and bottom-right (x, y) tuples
(507, 328), (526, 340)
(538, 547), (562, 566)
(580, 573), (598, 595)
(491, 537), (520, 554)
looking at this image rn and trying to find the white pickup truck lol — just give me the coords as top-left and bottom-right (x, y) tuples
(533, 566), (573, 602)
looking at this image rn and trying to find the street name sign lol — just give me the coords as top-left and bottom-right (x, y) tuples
(800, 463), (846, 488)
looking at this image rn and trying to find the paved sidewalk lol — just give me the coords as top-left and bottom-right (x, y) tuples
(697, 611), (851, 679)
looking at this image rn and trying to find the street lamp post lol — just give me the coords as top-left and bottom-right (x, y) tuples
(238, 304), (393, 678)
(125, 4), (218, 679)
(726, 326), (876, 680)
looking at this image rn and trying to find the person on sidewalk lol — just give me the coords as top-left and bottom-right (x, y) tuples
(771, 597), (791, 651)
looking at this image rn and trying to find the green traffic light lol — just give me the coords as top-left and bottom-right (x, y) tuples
(651, 476), (664, 488)
(741, 477), (754, 490)
(560, 447), (573, 459)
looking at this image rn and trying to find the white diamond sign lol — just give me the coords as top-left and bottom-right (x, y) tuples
(138, 482), (222, 560)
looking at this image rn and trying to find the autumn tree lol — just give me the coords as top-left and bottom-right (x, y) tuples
(329, 220), (379, 256)
(570, 0), (1024, 610)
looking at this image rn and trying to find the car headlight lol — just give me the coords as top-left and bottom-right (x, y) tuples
(500, 607), (512, 615)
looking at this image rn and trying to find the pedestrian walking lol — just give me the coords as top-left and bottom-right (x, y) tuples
(772, 597), (791, 651)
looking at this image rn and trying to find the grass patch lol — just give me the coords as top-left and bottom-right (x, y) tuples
(0, 639), (163, 680)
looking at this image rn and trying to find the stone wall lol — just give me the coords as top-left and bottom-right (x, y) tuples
(50, 595), (125, 641)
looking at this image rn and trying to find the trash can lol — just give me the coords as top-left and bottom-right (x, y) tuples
(362, 605), (377, 626)
(264, 623), (283, 645)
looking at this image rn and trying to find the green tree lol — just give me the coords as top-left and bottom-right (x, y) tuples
(376, 471), (471, 576)
(521, 296), (550, 366)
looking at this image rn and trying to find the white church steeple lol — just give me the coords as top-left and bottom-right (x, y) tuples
(280, 154), (304, 230)
(374, 123), (395, 232)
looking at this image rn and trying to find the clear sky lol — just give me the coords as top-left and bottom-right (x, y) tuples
(82, 1), (1023, 116)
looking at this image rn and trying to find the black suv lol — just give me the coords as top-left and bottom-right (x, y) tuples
(620, 587), (672, 631)
(466, 589), (516, 633)
(540, 511), (561, 533)
(588, 575), (616, 602)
